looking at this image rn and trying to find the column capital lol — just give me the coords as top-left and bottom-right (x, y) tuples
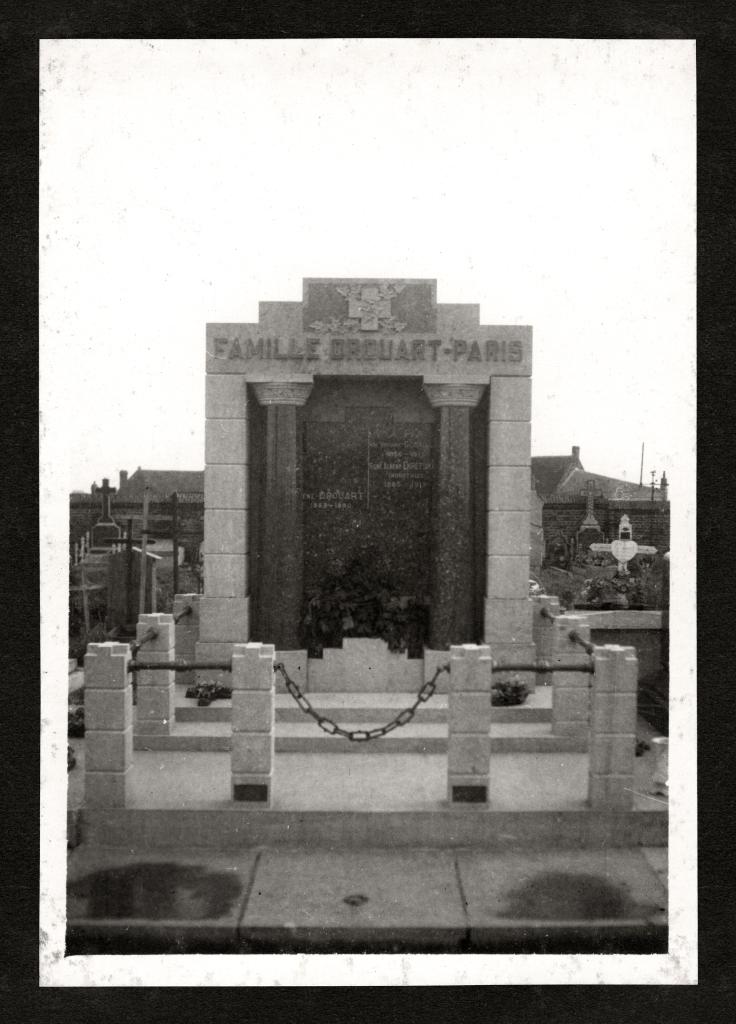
(251, 381), (313, 406)
(423, 383), (485, 408)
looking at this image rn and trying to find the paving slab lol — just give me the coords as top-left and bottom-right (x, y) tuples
(457, 848), (667, 952)
(66, 847), (256, 953)
(239, 849), (466, 951)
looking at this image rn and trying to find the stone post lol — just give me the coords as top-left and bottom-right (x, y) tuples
(531, 594), (561, 692)
(252, 381), (313, 650)
(84, 642), (132, 807)
(588, 644), (638, 809)
(484, 376), (535, 674)
(551, 613), (592, 738)
(231, 641), (276, 806)
(173, 593), (200, 687)
(424, 384), (485, 648)
(447, 643), (492, 805)
(197, 372), (250, 685)
(134, 613), (175, 737)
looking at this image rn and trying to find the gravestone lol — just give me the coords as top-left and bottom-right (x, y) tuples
(90, 477), (121, 548)
(198, 277), (534, 681)
(302, 378), (433, 599)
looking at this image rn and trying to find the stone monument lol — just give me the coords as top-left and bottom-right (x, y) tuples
(197, 278), (534, 685)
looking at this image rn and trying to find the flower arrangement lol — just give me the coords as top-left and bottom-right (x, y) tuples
(491, 675), (529, 706)
(301, 556), (429, 658)
(184, 681), (232, 706)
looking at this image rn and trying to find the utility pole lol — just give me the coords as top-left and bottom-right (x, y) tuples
(650, 469), (656, 502)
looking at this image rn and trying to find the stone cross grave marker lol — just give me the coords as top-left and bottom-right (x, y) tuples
(580, 479), (604, 528)
(589, 514), (657, 574)
(93, 477), (117, 522)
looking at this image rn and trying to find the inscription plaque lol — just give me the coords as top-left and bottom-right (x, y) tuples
(303, 408), (433, 600)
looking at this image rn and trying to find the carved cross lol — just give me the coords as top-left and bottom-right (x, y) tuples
(589, 514), (657, 574)
(337, 283), (405, 331)
(580, 479), (604, 519)
(93, 477), (117, 522)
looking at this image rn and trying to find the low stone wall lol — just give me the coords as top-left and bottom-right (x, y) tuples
(586, 611), (668, 680)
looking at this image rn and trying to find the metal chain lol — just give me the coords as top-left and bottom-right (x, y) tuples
(274, 660), (450, 741)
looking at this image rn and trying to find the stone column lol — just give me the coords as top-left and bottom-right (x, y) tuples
(424, 383), (485, 648)
(84, 642), (132, 807)
(173, 593), (200, 687)
(485, 377), (534, 671)
(531, 594), (561, 692)
(252, 381), (313, 649)
(134, 613), (175, 738)
(197, 373), (250, 686)
(447, 643), (492, 805)
(231, 641), (276, 805)
(589, 644), (638, 809)
(551, 613), (592, 739)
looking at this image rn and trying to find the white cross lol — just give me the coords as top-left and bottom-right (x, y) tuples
(589, 514), (657, 574)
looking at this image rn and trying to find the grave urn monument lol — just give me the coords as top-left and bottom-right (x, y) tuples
(196, 278), (534, 687)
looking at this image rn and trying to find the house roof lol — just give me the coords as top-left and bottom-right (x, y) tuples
(117, 469), (204, 501)
(553, 467), (659, 502)
(531, 451), (582, 498)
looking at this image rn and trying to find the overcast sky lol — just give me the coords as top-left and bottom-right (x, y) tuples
(40, 39), (694, 496)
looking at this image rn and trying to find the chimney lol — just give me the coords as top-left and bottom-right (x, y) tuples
(572, 446), (580, 463)
(660, 471), (668, 502)
(119, 469), (128, 490)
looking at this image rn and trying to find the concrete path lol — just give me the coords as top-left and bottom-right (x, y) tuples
(65, 844), (667, 954)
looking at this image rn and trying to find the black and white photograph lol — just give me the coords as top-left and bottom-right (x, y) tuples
(39, 38), (696, 985)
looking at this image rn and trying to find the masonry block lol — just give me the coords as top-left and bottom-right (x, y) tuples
(136, 614), (175, 653)
(231, 642), (276, 690)
(588, 774), (634, 811)
(487, 511), (530, 555)
(83, 643), (130, 689)
(85, 688), (133, 732)
(85, 769), (130, 808)
(487, 555), (529, 598)
(449, 646), (492, 693)
(483, 598), (532, 644)
(590, 734), (636, 775)
(489, 376), (532, 422)
(591, 692), (638, 735)
(487, 466), (531, 511)
(592, 645), (638, 693)
(84, 727), (133, 773)
(135, 684), (175, 734)
(205, 464), (248, 509)
(488, 420), (531, 467)
(231, 733), (274, 774)
(205, 418), (247, 465)
(448, 692), (492, 734)
(553, 614), (591, 657)
(204, 554), (247, 597)
(448, 735), (491, 776)
(199, 597), (250, 642)
(203, 509), (248, 555)
(553, 721), (589, 738)
(232, 691), (274, 733)
(206, 374), (247, 419)
(553, 688), (590, 723)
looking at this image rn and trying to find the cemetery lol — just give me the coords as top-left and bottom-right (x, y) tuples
(66, 278), (668, 954)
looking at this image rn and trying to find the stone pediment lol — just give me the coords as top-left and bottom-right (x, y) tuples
(207, 277), (531, 382)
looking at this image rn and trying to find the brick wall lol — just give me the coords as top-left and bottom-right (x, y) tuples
(542, 498), (669, 565)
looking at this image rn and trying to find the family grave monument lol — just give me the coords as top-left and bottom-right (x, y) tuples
(198, 278), (534, 688)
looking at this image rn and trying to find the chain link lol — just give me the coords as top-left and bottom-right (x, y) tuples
(274, 660), (450, 741)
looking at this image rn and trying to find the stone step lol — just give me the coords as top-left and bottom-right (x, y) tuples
(174, 688), (553, 725)
(70, 806), (667, 851)
(134, 719), (585, 754)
